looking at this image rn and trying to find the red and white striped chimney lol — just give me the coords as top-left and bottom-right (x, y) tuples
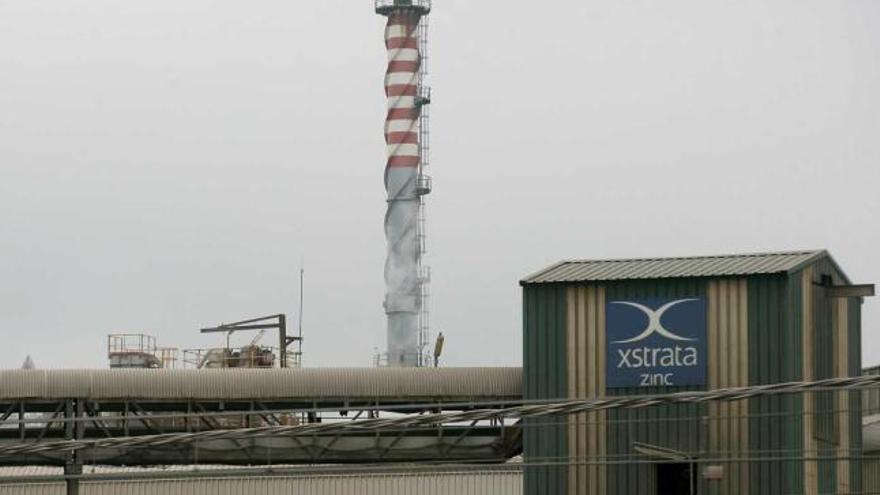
(376, 0), (430, 367)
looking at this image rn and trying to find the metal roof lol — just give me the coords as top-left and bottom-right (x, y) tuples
(0, 463), (525, 478)
(0, 367), (521, 401)
(521, 250), (832, 284)
(0, 465), (524, 495)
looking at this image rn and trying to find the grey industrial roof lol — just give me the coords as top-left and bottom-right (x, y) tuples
(0, 465), (240, 477)
(0, 464), (525, 484)
(0, 367), (521, 401)
(521, 250), (836, 284)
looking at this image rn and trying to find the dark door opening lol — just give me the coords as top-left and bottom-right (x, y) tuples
(656, 462), (696, 495)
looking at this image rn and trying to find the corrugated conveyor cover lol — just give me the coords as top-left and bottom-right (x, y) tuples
(0, 367), (522, 401)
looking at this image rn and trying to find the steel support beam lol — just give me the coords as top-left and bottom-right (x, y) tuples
(64, 399), (84, 495)
(827, 283), (875, 298)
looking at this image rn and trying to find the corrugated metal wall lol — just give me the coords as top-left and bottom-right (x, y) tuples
(863, 362), (879, 493)
(798, 257), (864, 495)
(807, 263), (836, 495)
(604, 278), (707, 495)
(808, 264), (833, 494)
(522, 253), (864, 495)
(0, 482), (62, 495)
(0, 470), (523, 495)
(850, 296), (864, 490)
(565, 286), (607, 495)
(865, 458), (880, 494)
(748, 273), (803, 495)
(863, 365), (880, 416)
(523, 284), (567, 495)
(706, 278), (749, 495)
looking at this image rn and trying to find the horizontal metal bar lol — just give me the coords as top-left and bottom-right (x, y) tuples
(222, 314), (282, 326)
(1, 374), (879, 459)
(0, 462), (520, 485)
(0, 400), (516, 425)
(200, 323), (281, 333)
(826, 283), (875, 298)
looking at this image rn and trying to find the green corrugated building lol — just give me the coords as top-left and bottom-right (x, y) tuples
(521, 250), (872, 495)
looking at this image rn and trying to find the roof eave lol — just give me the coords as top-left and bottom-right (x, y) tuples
(784, 249), (852, 285)
(520, 260), (570, 286)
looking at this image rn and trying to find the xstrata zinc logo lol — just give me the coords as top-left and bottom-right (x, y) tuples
(605, 297), (707, 388)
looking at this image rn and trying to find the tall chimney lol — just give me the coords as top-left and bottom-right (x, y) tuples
(376, 0), (431, 367)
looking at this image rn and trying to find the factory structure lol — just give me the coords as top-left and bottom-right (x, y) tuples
(521, 250), (875, 495)
(93, 0), (439, 374)
(3, 249), (877, 495)
(2, 1), (880, 495)
(379, 0), (433, 367)
(107, 313), (302, 369)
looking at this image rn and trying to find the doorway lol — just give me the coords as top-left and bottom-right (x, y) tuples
(656, 462), (696, 495)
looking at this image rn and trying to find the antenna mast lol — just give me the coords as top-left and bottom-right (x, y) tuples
(295, 266), (304, 367)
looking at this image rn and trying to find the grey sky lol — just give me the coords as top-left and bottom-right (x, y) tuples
(1, 0), (878, 369)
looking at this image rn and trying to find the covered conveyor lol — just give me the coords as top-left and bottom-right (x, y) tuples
(0, 368), (522, 466)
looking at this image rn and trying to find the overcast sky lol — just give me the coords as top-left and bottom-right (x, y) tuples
(1, 0), (878, 369)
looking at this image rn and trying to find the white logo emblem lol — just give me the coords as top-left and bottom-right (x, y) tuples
(610, 299), (698, 344)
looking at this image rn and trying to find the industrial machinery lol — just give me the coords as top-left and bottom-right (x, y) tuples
(185, 314), (302, 369)
(107, 334), (167, 369)
(107, 313), (302, 370)
(433, 331), (444, 367)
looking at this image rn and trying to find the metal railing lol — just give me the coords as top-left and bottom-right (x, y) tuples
(864, 365), (880, 415)
(372, 350), (432, 368)
(107, 334), (164, 368)
(107, 334), (157, 356)
(6, 377), (880, 493)
(375, 0), (431, 14)
(181, 346), (277, 369)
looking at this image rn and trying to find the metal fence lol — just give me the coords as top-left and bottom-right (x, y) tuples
(5, 377), (880, 494)
(525, 393), (870, 495)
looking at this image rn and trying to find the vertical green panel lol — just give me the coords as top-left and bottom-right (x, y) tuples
(815, 266), (836, 495)
(523, 286), (536, 494)
(816, 440), (836, 495)
(813, 259), (836, 447)
(747, 275), (761, 493)
(553, 285), (566, 494)
(748, 274), (804, 495)
(864, 458), (880, 495)
(783, 273), (804, 495)
(523, 284), (568, 495)
(810, 257), (856, 493)
(850, 298), (864, 493)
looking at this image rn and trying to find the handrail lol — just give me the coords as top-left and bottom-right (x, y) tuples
(375, 0), (431, 14)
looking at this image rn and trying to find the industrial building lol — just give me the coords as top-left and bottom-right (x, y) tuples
(1, 250), (878, 494)
(521, 250), (873, 495)
(0, 0), (876, 490)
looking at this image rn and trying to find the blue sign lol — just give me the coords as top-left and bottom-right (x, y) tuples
(605, 297), (706, 388)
